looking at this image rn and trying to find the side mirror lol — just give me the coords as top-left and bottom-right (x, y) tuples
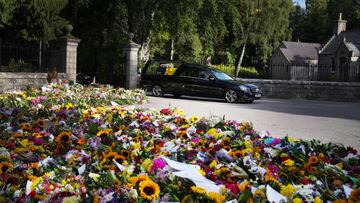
(209, 76), (215, 81)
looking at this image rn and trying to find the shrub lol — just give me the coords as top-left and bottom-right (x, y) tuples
(211, 64), (259, 78)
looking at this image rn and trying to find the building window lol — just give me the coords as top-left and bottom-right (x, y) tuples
(331, 57), (335, 72)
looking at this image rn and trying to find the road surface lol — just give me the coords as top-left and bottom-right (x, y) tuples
(137, 95), (360, 150)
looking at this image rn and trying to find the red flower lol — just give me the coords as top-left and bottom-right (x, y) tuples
(225, 182), (240, 195)
(160, 108), (171, 115)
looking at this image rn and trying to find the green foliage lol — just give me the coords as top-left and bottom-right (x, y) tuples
(0, 0), (16, 28)
(9, 0), (69, 42)
(211, 64), (259, 78)
(0, 59), (33, 72)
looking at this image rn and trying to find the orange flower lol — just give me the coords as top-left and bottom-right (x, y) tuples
(77, 137), (87, 145)
(332, 199), (348, 203)
(349, 189), (360, 203)
(307, 166), (317, 174)
(229, 150), (244, 159)
(308, 156), (318, 165)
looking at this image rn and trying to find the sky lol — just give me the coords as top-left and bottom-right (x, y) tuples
(294, 0), (306, 8)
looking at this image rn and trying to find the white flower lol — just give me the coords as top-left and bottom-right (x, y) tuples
(128, 188), (138, 199)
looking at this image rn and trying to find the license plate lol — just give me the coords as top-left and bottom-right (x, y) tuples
(255, 94), (261, 98)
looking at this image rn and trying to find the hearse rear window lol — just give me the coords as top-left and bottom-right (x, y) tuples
(145, 61), (182, 76)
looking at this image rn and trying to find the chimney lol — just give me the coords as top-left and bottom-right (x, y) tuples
(334, 13), (347, 35)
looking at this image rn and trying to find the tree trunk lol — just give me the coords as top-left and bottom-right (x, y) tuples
(138, 11), (155, 68)
(236, 42), (246, 78)
(170, 39), (174, 60)
(139, 36), (151, 68)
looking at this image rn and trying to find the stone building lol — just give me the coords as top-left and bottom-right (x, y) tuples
(270, 41), (320, 80)
(318, 14), (360, 82)
(270, 13), (360, 82)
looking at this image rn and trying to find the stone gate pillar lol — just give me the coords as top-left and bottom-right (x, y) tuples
(124, 34), (140, 89)
(61, 25), (80, 83)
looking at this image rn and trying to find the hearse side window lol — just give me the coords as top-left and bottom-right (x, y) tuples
(180, 68), (200, 78)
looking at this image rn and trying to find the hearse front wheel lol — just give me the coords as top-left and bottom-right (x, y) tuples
(224, 89), (238, 103)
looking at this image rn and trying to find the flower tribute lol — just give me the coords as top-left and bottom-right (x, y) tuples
(0, 83), (359, 203)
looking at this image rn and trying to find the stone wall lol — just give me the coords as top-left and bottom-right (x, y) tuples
(0, 72), (67, 92)
(238, 78), (360, 102)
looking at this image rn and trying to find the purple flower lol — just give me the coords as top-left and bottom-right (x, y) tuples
(192, 137), (200, 143)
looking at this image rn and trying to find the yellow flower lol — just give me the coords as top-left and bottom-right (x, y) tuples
(314, 196), (323, 203)
(65, 103), (74, 109)
(207, 128), (222, 139)
(189, 115), (200, 123)
(139, 180), (160, 201)
(141, 159), (153, 172)
(191, 186), (206, 194)
(209, 160), (217, 168)
(174, 108), (185, 116)
(208, 192), (226, 203)
(283, 159), (295, 167)
(293, 197), (303, 203)
(280, 184), (295, 197)
(198, 169), (206, 176)
(238, 181), (250, 192)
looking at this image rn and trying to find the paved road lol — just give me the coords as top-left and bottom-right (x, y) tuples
(137, 95), (360, 150)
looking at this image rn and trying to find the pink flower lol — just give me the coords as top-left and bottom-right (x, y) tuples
(150, 158), (167, 171)
(272, 138), (282, 145)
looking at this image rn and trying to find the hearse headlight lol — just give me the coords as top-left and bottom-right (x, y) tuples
(239, 85), (249, 92)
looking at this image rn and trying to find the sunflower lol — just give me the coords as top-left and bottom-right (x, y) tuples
(191, 186), (206, 194)
(139, 180), (160, 201)
(196, 139), (206, 148)
(96, 129), (111, 138)
(100, 151), (119, 165)
(19, 122), (31, 131)
(113, 154), (126, 165)
(207, 192), (226, 203)
(36, 118), (46, 129)
(120, 150), (130, 158)
(0, 162), (13, 174)
(129, 174), (150, 187)
(55, 132), (72, 145)
(176, 130), (188, 140)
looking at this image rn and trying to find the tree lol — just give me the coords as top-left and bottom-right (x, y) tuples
(10, 0), (69, 42)
(302, 0), (328, 42)
(327, 0), (360, 31)
(225, 0), (293, 77)
(290, 5), (306, 41)
(0, 0), (16, 29)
